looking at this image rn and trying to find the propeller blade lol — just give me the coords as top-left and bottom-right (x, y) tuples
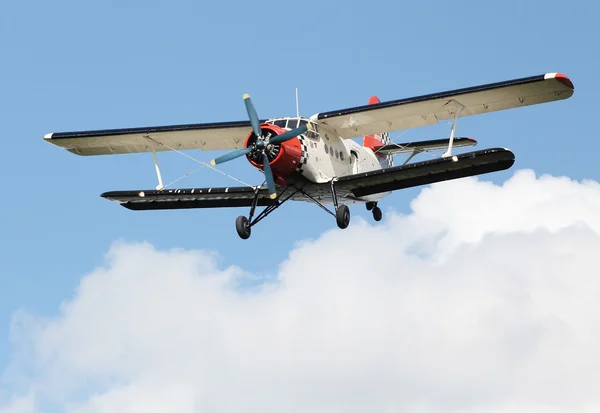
(269, 123), (311, 145)
(243, 94), (262, 139)
(210, 147), (252, 166)
(262, 151), (277, 199)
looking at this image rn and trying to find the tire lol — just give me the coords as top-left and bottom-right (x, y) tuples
(235, 216), (251, 239)
(372, 206), (382, 222)
(365, 201), (375, 211)
(336, 204), (350, 229)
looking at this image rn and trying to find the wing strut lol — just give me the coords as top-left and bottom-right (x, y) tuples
(442, 100), (464, 159)
(152, 150), (165, 190)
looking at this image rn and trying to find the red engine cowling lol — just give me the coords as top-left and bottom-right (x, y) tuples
(245, 124), (302, 185)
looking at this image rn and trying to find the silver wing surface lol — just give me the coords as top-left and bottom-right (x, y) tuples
(44, 120), (254, 155)
(315, 73), (574, 139)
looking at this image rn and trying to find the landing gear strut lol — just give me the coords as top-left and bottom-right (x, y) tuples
(234, 186), (299, 239)
(235, 180), (355, 239)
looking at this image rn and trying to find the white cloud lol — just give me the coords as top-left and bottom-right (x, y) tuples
(0, 393), (35, 413)
(3, 169), (600, 413)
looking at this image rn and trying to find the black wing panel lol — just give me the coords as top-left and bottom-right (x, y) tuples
(101, 186), (272, 211)
(336, 148), (515, 198)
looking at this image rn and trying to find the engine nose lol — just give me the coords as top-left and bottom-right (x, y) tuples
(245, 127), (282, 166)
(244, 124), (303, 179)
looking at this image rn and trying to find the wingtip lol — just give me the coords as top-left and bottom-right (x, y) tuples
(545, 72), (574, 90)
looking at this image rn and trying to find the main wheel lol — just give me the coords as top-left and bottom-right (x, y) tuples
(372, 206), (383, 222)
(336, 204), (350, 229)
(235, 216), (251, 239)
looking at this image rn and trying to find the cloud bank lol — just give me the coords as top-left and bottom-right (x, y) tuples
(2, 169), (600, 413)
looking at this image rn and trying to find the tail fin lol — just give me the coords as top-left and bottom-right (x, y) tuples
(363, 96), (393, 167)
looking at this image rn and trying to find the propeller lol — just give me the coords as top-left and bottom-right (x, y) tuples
(210, 94), (311, 199)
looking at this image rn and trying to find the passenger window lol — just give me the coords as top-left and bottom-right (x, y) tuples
(340, 151), (344, 161)
(324, 144), (329, 153)
(335, 149), (339, 159)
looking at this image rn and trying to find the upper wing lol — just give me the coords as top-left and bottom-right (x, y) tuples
(102, 186), (273, 210)
(44, 120), (254, 156)
(336, 147), (514, 198)
(373, 137), (477, 156)
(315, 73), (574, 139)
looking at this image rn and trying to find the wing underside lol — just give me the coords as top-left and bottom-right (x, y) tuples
(102, 186), (274, 210)
(44, 120), (254, 155)
(316, 73), (574, 139)
(102, 148), (514, 211)
(44, 73), (572, 156)
(336, 148), (514, 197)
(373, 137), (477, 156)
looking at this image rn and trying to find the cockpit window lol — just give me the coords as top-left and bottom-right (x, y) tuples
(287, 119), (299, 129)
(299, 119), (308, 126)
(274, 120), (286, 128)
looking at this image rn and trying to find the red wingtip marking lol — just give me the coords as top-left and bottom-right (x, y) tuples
(555, 73), (574, 90)
(368, 95), (380, 105)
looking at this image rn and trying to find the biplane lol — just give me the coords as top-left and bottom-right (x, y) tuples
(44, 73), (574, 239)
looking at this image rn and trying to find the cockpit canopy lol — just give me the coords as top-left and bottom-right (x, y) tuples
(266, 117), (319, 139)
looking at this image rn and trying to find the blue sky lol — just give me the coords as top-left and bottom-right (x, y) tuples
(0, 0), (597, 396)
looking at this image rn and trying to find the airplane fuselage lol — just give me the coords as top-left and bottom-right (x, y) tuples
(262, 117), (391, 204)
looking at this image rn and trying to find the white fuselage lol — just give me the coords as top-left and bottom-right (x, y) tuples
(266, 117), (392, 203)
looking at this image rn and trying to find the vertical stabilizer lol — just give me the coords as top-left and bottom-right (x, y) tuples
(362, 96), (393, 167)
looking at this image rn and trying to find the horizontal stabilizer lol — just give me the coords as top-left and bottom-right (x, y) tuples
(373, 137), (477, 156)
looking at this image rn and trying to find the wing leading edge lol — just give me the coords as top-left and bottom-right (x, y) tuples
(315, 73), (574, 139)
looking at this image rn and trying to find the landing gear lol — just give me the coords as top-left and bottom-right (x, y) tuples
(235, 216), (251, 239)
(234, 185), (300, 239)
(336, 204), (350, 229)
(372, 206), (382, 222)
(234, 179), (355, 239)
(331, 179), (351, 230)
(366, 201), (383, 222)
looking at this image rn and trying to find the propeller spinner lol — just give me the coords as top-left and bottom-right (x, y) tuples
(210, 94), (311, 199)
